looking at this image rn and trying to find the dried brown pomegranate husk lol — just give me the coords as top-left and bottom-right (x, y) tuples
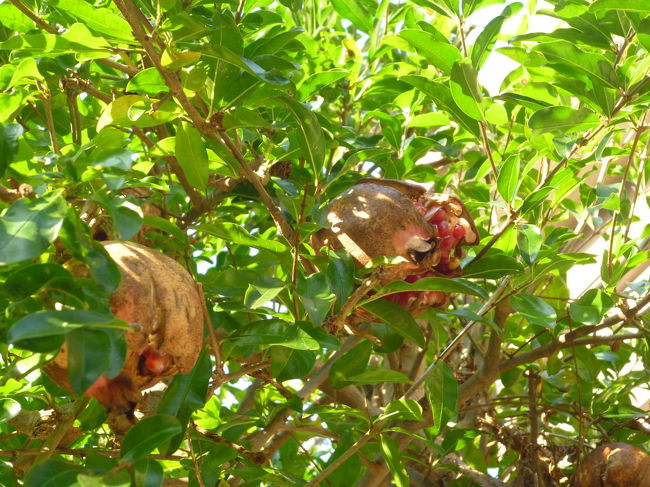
(46, 241), (203, 416)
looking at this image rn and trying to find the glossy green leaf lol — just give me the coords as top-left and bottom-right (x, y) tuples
(271, 347), (316, 381)
(297, 273), (336, 325)
(402, 76), (480, 136)
(471, 3), (523, 68)
(330, 0), (373, 32)
(497, 156), (520, 202)
(329, 340), (372, 388)
(533, 41), (619, 89)
(517, 224), (543, 264)
(230, 319), (320, 350)
(298, 69), (349, 99)
(360, 299), (425, 348)
(175, 122), (209, 192)
(50, 0), (134, 42)
(511, 295), (557, 329)
(589, 0), (650, 12)
(426, 361), (458, 435)
(206, 45), (289, 85)
(529, 106), (600, 134)
(462, 254), (523, 279)
(66, 328), (113, 394)
(519, 186), (555, 214)
(8, 310), (128, 352)
(121, 415), (182, 462)
(373, 277), (488, 300)
(194, 222), (287, 252)
(399, 29), (461, 75)
(157, 351), (211, 454)
(0, 191), (67, 265)
(380, 435), (409, 487)
(126, 68), (168, 96)
(23, 459), (85, 487)
(383, 399), (424, 422)
(278, 96), (326, 180)
(449, 59), (483, 121)
(133, 459), (163, 487)
(0, 124), (23, 177)
(347, 368), (411, 385)
(570, 289), (615, 325)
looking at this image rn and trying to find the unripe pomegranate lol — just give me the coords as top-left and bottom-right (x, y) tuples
(47, 241), (203, 421)
(316, 179), (478, 315)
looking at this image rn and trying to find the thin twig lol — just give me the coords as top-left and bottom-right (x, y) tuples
(7, 0), (59, 33)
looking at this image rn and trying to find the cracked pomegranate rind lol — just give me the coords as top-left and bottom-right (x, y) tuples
(46, 241), (203, 412)
(317, 179), (479, 316)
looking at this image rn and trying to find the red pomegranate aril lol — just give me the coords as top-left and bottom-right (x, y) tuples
(452, 223), (465, 240)
(428, 207), (447, 224)
(436, 220), (451, 237)
(142, 349), (171, 375)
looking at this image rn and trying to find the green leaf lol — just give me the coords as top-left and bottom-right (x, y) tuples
(380, 435), (409, 487)
(462, 254), (523, 279)
(157, 351), (211, 454)
(360, 299), (425, 348)
(383, 399), (424, 422)
(569, 289), (614, 325)
(329, 340), (372, 388)
(497, 156), (520, 202)
(399, 29), (461, 75)
(0, 191), (67, 265)
(194, 222), (287, 253)
(589, 0), (650, 12)
(50, 0), (134, 42)
(533, 41), (618, 89)
(373, 277), (488, 300)
(471, 3), (523, 68)
(298, 69), (349, 99)
(449, 59), (483, 121)
(278, 96), (326, 181)
(66, 328), (114, 394)
(133, 459), (163, 487)
(206, 45), (289, 85)
(401, 76), (480, 137)
(511, 295), (557, 329)
(426, 361), (458, 435)
(24, 459), (85, 487)
(126, 68), (169, 96)
(230, 319), (320, 350)
(244, 277), (285, 309)
(517, 224), (543, 264)
(8, 310), (128, 352)
(529, 106), (600, 134)
(330, 0), (373, 33)
(297, 273), (336, 325)
(121, 415), (182, 462)
(0, 124), (23, 177)
(175, 122), (209, 192)
(519, 186), (555, 214)
(347, 368), (411, 385)
(270, 347), (316, 382)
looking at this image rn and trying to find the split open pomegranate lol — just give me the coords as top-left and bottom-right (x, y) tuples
(317, 178), (479, 315)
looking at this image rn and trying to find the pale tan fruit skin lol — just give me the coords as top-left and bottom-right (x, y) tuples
(315, 183), (434, 267)
(47, 241), (203, 409)
(573, 443), (650, 487)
